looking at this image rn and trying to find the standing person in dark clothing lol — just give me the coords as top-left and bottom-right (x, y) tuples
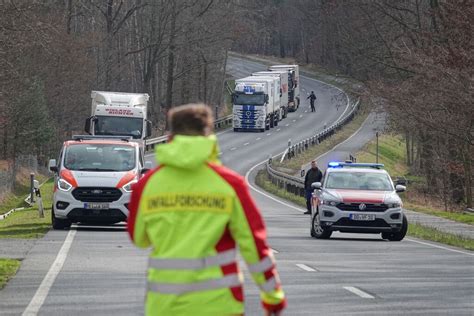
(307, 91), (317, 112)
(304, 160), (323, 214)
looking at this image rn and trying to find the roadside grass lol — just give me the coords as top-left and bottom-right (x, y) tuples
(0, 258), (20, 289)
(356, 134), (471, 222)
(1, 174), (49, 215)
(0, 178), (53, 239)
(404, 203), (474, 225)
(408, 223), (474, 251)
(256, 168), (474, 250)
(272, 105), (370, 175)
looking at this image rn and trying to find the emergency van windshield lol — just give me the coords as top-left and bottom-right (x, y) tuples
(64, 144), (136, 172)
(234, 93), (265, 105)
(94, 116), (143, 139)
(325, 172), (393, 191)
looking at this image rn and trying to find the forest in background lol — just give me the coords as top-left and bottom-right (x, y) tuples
(0, 0), (472, 208)
(233, 0), (472, 209)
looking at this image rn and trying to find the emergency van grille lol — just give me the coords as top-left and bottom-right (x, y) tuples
(336, 203), (388, 212)
(72, 187), (122, 202)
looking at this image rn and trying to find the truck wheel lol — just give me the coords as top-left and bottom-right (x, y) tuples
(274, 116), (278, 126)
(382, 214), (408, 241)
(311, 211), (332, 239)
(270, 116), (274, 128)
(51, 205), (71, 230)
(296, 97), (300, 109)
(233, 128), (238, 132)
(259, 128), (265, 132)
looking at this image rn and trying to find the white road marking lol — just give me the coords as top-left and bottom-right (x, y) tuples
(218, 152), (223, 156)
(406, 238), (474, 257)
(292, 120), (296, 122)
(285, 124), (289, 127)
(343, 286), (375, 299)
(230, 147), (237, 151)
(256, 137), (261, 141)
(23, 230), (77, 316)
(304, 110), (308, 113)
(243, 142), (250, 146)
(296, 264), (316, 272)
(271, 248), (279, 254)
(299, 114), (303, 118)
(276, 128), (281, 132)
(266, 133), (271, 136)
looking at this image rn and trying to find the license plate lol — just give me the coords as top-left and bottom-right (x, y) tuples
(350, 214), (375, 221)
(84, 203), (109, 210)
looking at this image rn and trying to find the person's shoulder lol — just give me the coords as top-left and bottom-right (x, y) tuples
(207, 163), (246, 187)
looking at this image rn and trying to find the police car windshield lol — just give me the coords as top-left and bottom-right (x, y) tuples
(94, 116), (143, 139)
(234, 93), (265, 105)
(64, 144), (136, 172)
(325, 172), (393, 191)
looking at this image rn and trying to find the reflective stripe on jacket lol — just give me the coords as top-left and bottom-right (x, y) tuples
(127, 135), (286, 316)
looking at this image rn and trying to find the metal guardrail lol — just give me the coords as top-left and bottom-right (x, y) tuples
(145, 114), (233, 152)
(265, 98), (361, 196)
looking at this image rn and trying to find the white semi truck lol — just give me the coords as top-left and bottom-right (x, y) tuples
(268, 65), (300, 112)
(232, 77), (279, 132)
(252, 71), (289, 119)
(84, 91), (152, 141)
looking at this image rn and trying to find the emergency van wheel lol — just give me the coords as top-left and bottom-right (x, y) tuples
(311, 211), (332, 239)
(51, 205), (71, 230)
(382, 214), (408, 241)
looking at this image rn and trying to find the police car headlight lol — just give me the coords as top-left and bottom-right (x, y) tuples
(387, 202), (402, 208)
(57, 179), (73, 192)
(322, 200), (338, 206)
(122, 180), (138, 193)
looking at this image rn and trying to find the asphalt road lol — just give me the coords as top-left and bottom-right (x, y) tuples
(1, 56), (473, 316)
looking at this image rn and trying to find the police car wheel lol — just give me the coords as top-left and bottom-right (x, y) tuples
(382, 214), (408, 241)
(51, 205), (71, 230)
(311, 211), (332, 239)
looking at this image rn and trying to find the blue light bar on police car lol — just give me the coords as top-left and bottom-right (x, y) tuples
(328, 162), (384, 169)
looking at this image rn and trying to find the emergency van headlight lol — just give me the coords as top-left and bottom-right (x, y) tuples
(122, 180), (138, 193)
(57, 178), (73, 192)
(322, 200), (338, 206)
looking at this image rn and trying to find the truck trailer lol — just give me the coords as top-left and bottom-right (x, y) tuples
(268, 65), (300, 112)
(252, 70), (289, 119)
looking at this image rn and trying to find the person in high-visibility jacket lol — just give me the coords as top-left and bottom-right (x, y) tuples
(127, 104), (286, 316)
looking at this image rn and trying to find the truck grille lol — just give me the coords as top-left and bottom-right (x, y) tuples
(72, 187), (122, 202)
(337, 203), (388, 212)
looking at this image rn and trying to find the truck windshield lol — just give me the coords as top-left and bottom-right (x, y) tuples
(64, 144), (136, 172)
(94, 116), (143, 139)
(325, 172), (393, 191)
(234, 93), (265, 105)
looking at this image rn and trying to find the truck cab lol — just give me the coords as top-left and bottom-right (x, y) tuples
(233, 77), (278, 132)
(268, 65), (300, 112)
(85, 91), (152, 142)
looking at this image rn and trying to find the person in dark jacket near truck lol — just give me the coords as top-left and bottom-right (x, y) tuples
(304, 160), (323, 214)
(307, 91), (317, 112)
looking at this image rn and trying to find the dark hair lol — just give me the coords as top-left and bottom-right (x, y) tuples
(168, 103), (214, 136)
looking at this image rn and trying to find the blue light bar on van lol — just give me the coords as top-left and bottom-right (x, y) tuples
(328, 162), (384, 169)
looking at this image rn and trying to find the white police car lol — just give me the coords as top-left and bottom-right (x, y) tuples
(310, 162), (407, 241)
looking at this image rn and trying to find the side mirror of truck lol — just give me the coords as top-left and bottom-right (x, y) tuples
(49, 159), (58, 173)
(265, 95), (269, 103)
(84, 117), (92, 134)
(145, 120), (152, 139)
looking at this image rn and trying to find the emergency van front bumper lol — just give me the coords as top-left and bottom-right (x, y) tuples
(53, 187), (130, 224)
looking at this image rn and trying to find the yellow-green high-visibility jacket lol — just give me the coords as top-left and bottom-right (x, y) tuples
(127, 135), (286, 315)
